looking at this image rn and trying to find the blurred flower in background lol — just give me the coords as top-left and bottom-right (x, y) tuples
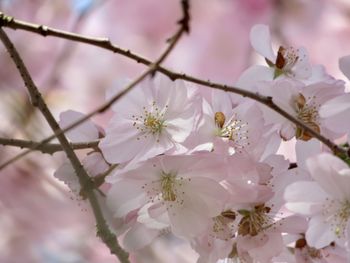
(1, 0), (350, 262)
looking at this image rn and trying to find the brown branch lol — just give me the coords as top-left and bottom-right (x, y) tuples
(0, 28), (130, 262)
(0, 137), (99, 154)
(0, 1), (190, 260)
(0, 1), (191, 170)
(93, 163), (118, 189)
(0, 2), (346, 164)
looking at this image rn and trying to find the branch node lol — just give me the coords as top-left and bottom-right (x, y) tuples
(177, 0), (191, 33)
(266, 96), (273, 104)
(103, 37), (111, 45)
(38, 25), (48, 36)
(347, 148), (350, 158)
(0, 13), (13, 27)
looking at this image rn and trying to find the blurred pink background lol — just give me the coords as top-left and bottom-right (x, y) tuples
(1, 0), (350, 262)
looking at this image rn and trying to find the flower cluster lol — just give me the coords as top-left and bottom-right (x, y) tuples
(55, 24), (350, 262)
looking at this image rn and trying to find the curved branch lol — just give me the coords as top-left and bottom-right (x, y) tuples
(0, 4), (346, 165)
(0, 1), (191, 170)
(0, 1), (190, 260)
(0, 137), (99, 154)
(0, 28), (130, 263)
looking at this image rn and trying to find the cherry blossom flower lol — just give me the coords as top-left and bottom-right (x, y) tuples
(106, 154), (229, 240)
(257, 78), (344, 141)
(250, 24), (312, 80)
(293, 236), (349, 263)
(190, 209), (238, 263)
(189, 155), (287, 263)
(285, 153), (350, 249)
(194, 90), (266, 156)
(236, 24), (334, 95)
(230, 155), (307, 263)
(99, 76), (201, 165)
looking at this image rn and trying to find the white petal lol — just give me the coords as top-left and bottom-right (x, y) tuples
(108, 80), (151, 116)
(166, 116), (194, 143)
(183, 177), (228, 217)
(235, 65), (274, 92)
(295, 139), (321, 169)
(59, 110), (99, 142)
(320, 93), (350, 124)
(54, 162), (80, 193)
(306, 153), (350, 199)
(279, 122), (295, 141)
(292, 47), (312, 79)
(277, 216), (308, 234)
(250, 24), (276, 62)
(211, 89), (233, 118)
(284, 181), (327, 215)
(145, 203), (170, 227)
(99, 128), (146, 164)
(106, 179), (147, 218)
(123, 223), (160, 252)
(168, 203), (211, 239)
(99, 116), (171, 164)
(306, 215), (336, 249)
(137, 203), (169, 229)
(105, 79), (131, 112)
(82, 152), (109, 177)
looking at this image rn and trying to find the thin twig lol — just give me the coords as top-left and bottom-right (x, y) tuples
(0, 1), (191, 170)
(93, 163), (118, 189)
(0, 137), (99, 154)
(0, 1), (190, 260)
(0, 28), (130, 263)
(0, 2), (346, 164)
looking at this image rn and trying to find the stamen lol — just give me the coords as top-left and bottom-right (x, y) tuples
(215, 112), (249, 150)
(322, 198), (350, 238)
(334, 200), (350, 237)
(132, 101), (167, 138)
(215, 112), (226, 129)
(142, 170), (189, 213)
(295, 238), (322, 259)
(276, 46), (299, 71)
(211, 210), (237, 241)
(295, 94), (320, 141)
(237, 204), (273, 236)
(160, 172), (177, 202)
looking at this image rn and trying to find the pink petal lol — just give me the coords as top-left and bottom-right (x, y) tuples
(339, 55), (350, 81)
